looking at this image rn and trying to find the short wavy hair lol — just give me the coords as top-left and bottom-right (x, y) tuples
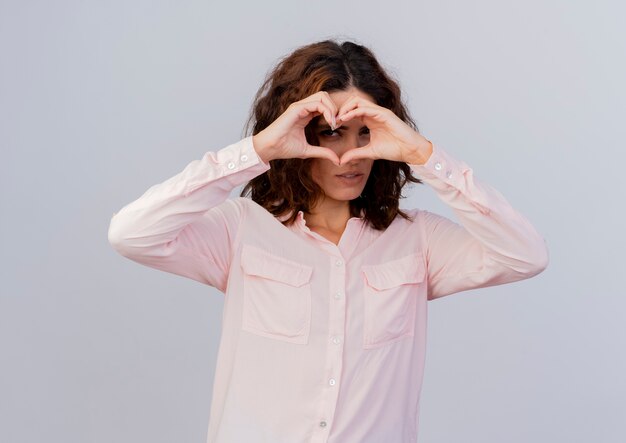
(240, 38), (424, 231)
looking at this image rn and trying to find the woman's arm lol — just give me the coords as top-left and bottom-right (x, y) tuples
(107, 136), (271, 292)
(408, 142), (549, 300)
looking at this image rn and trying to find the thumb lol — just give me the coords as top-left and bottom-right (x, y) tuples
(339, 146), (375, 165)
(306, 145), (340, 166)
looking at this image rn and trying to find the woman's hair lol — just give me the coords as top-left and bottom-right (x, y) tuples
(239, 38), (424, 230)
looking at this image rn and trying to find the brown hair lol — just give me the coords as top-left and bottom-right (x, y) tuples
(239, 38), (424, 230)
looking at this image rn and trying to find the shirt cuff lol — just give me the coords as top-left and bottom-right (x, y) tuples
(219, 135), (273, 188)
(407, 142), (492, 215)
(407, 141), (456, 181)
(183, 135), (272, 196)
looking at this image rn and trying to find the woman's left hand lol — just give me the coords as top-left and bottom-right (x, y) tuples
(335, 95), (433, 165)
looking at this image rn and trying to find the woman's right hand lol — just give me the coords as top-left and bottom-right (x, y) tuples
(252, 91), (341, 165)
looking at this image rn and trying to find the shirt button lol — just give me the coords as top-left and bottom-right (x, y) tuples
(335, 259), (343, 266)
(332, 336), (341, 344)
(329, 378), (336, 386)
(434, 161), (442, 171)
(446, 170), (452, 178)
(240, 154), (248, 162)
(319, 421), (327, 428)
(227, 161), (236, 169)
(334, 291), (342, 299)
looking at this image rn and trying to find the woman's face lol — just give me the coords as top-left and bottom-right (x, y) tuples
(309, 87), (375, 207)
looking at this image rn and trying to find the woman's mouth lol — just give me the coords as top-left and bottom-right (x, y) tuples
(335, 173), (364, 184)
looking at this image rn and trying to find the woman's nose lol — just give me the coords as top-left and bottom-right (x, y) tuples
(339, 133), (367, 155)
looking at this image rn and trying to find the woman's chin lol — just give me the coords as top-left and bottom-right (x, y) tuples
(330, 192), (362, 202)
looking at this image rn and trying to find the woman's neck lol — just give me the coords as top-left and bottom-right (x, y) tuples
(303, 200), (351, 233)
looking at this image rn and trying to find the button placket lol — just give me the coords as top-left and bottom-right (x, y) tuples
(314, 255), (347, 439)
(327, 257), (345, 391)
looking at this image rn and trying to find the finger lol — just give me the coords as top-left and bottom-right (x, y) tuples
(319, 91), (339, 126)
(336, 95), (360, 121)
(305, 93), (338, 127)
(307, 91), (338, 116)
(301, 94), (337, 129)
(336, 94), (378, 119)
(338, 105), (383, 122)
(301, 100), (336, 130)
(339, 145), (377, 165)
(306, 145), (341, 166)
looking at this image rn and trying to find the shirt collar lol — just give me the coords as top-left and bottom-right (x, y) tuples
(297, 208), (364, 229)
(275, 207), (364, 226)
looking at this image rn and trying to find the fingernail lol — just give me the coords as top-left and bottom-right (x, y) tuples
(332, 116), (337, 128)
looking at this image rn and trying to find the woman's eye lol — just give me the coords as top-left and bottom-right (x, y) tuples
(320, 128), (370, 137)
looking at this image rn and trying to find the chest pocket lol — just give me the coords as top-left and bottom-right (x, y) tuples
(361, 253), (426, 349)
(240, 243), (313, 345)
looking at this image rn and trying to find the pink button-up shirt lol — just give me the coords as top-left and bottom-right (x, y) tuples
(108, 135), (549, 443)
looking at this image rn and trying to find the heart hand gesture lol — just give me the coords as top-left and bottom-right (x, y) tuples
(334, 95), (433, 166)
(252, 91), (342, 165)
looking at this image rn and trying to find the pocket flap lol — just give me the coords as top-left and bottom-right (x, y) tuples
(362, 253), (426, 290)
(240, 244), (313, 287)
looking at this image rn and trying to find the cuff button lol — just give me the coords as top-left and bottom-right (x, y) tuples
(227, 161), (235, 169)
(240, 154), (248, 162)
(434, 161), (442, 171)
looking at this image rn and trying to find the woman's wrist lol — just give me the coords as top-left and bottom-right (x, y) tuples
(404, 139), (433, 165)
(252, 133), (273, 163)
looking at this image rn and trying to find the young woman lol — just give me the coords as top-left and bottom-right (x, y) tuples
(108, 39), (549, 443)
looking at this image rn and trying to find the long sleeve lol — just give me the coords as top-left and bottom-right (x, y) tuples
(107, 135), (271, 293)
(409, 142), (549, 300)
